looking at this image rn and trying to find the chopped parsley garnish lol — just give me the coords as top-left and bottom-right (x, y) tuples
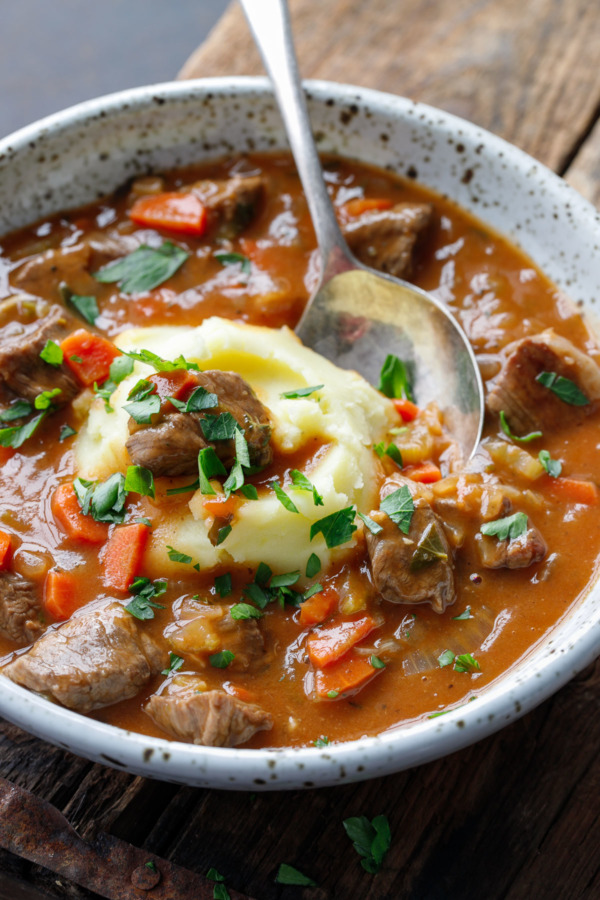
(290, 469), (324, 506)
(73, 472), (127, 523)
(370, 655), (386, 669)
(373, 442), (385, 457)
(256, 562), (272, 585)
(343, 815), (392, 874)
(214, 573), (232, 597)
(0, 411), (47, 448)
(438, 649), (455, 668)
(380, 485), (414, 534)
(539, 449), (562, 477)
(536, 370), (589, 406)
(223, 429), (250, 496)
(166, 546), (192, 564)
(206, 868), (230, 900)
(209, 650), (235, 669)
(123, 347), (200, 373)
(200, 412), (238, 442)
(93, 242), (188, 294)
(480, 511), (528, 541)
(271, 571), (301, 588)
(230, 602), (263, 620)
(109, 355), (135, 384)
(34, 387), (62, 410)
(0, 399), (32, 422)
(280, 384), (324, 399)
(39, 339), (63, 367)
(310, 507), (357, 548)
(239, 483), (258, 500)
(384, 443), (403, 466)
(452, 606), (472, 621)
(124, 379), (160, 424)
(275, 864), (317, 887)
(169, 385), (218, 413)
(216, 525), (232, 545)
(269, 480), (299, 514)
(125, 577), (167, 620)
(410, 522), (448, 571)
(302, 582), (323, 600)
(499, 410), (542, 442)
(161, 652), (184, 676)
(132, 516), (152, 527)
(124, 465), (155, 498)
(214, 251), (251, 276)
(59, 423), (77, 441)
(306, 552), (321, 578)
(327, 690), (339, 698)
(454, 653), (481, 674)
(198, 447), (227, 495)
(241, 563), (314, 612)
(378, 354), (414, 401)
(145, 860), (157, 872)
(68, 293), (100, 325)
(357, 512), (383, 535)
(313, 735), (329, 748)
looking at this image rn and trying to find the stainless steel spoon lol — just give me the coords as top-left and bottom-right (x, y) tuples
(240, 0), (484, 459)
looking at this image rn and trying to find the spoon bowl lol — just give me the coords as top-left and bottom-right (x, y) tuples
(240, 0), (484, 458)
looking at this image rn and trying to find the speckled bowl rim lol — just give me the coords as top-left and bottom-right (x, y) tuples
(0, 77), (599, 790)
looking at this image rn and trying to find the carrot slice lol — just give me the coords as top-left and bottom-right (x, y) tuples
(44, 569), (80, 621)
(0, 530), (13, 570)
(545, 476), (600, 505)
(61, 329), (121, 387)
(343, 198), (393, 217)
(102, 523), (149, 592)
(299, 586), (339, 627)
(314, 651), (381, 699)
(307, 614), (377, 668)
(392, 397), (420, 422)
(223, 682), (258, 704)
(404, 462), (443, 484)
(203, 495), (239, 518)
(51, 483), (109, 544)
(129, 192), (208, 236)
(148, 370), (199, 404)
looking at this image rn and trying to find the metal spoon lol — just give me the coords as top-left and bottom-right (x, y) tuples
(240, 0), (484, 459)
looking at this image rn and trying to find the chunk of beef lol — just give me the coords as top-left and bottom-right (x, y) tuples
(0, 304), (79, 407)
(475, 524), (546, 569)
(145, 676), (272, 747)
(3, 601), (167, 712)
(365, 477), (455, 613)
(486, 331), (600, 435)
(343, 202), (433, 279)
(11, 242), (95, 300)
(164, 599), (265, 672)
(0, 572), (44, 645)
(126, 369), (272, 477)
(189, 175), (264, 232)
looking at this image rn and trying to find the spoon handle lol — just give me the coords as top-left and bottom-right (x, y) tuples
(239, 0), (353, 279)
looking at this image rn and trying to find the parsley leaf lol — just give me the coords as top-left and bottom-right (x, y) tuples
(275, 864), (317, 887)
(58, 424), (77, 441)
(306, 552), (321, 578)
(230, 602), (263, 620)
(269, 480), (299, 513)
(271, 571), (301, 588)
(0, 411), (47, 448)
(310, 507), (357, 548)
(480, 511), (528, 541)
(125, 577), (167, 620)
(536, 370), (589, 406)
(357, 512), (383, 535)
(378, 354), (414, 401)
(290, 469), (324, 506)
(89, 472), (127, 523)
(214, 573), (232, 597)
(539, 449), (562, 478)
(206, 868), (230, 900)
(438, 649), (455, 668)
(380, 485), (414, 534)
(200, 412), (238, 442)
(313, 735), (329, 748)
(39, 339), (64, 367)
(216, 525), (232, 545)
(0, 399), (32, 423)
(384, 443), (403, 466)
(452, 606), (472, 621)
(124, 387), (161, 424)
(410, 522), (448, 571)
(209, 650), (235, 668)
(68, 293), (100, 325)
(34, 387), (62, 410)
(239, 483), (258, 500)
(454, 653), (481, 674)
(93, 242), (188, 294)
(280, 384), (324, 399)
(198, 447), (227, 495)
(302, 582), (323, 600)
(166, 545), (192, 564)
(343, 814), (391, 874)
(123, 347), (200, 373)
(124, 465), (155, 498)
(214, 251), (251, 276)
(161, 652), (184, 676)
(499, 410), (542, 442)
(370, 655), (386, 669)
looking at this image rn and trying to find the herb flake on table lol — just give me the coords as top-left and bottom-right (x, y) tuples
(536, 370), (589, 406)
(480, 511), (528, 541)
(380, 485), (414, 534)
(343, 814), (392, 874)
(206, 868), (230, 900)
(93, 241), (188, 294)
(275, 863), (317, 886)
(310, 506), (357, 548)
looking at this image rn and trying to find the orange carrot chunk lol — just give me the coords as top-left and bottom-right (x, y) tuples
(102, 523), (149, 592)
(44, 569), (80, 621)
(307, 614), (377, 668)
(343, 198), (393, 217)
(392, 397), (420, 422)
(223, 682), (258, 704)
(314, 651), (381, 699)
(148, 370), (199, 404)
(61, 329), (121, 387)
(203, 495), (239, 518)
(545, 476), (600, 505)
(299, 586), (339, 627)
(129, 192), (208, 236)
(0, 530), (13, 570)
(51, 483), (109, 544)
(404, 462), (443, 484)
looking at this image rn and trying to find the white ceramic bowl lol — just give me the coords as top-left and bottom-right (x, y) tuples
(0, 78), (599, 790)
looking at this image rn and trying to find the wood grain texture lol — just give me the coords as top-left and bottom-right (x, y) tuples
(179, 0), (600, 190)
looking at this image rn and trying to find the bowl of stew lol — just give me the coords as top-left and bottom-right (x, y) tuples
(0, 78), (599, 789)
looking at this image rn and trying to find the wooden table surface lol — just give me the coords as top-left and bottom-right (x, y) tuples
(2, 2), (600, 898)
